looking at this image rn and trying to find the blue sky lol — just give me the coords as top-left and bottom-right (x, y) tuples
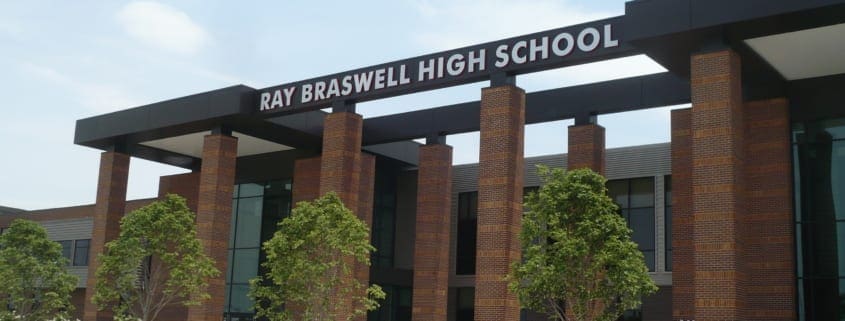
(0, 0), (682, 210)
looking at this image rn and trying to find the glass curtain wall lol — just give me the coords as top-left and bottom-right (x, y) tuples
(224, 180), (292, 321)
(793, 118), (845, 321)
(607, 178), (656, 271)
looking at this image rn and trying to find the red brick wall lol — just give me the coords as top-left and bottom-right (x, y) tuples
(475, 85), (525, 321)
(317, 111), (371, 321)
(567, 123), (606, 174)
(690, 49), (746, 321)
(186, 134), (238, 321)
(743, 98), (795, 320)
(292, 156), (322, 205)
(412, 144), (453, 321)
(155, 172), (201, 321)
(671, 108), (694, 320)
(320, 112), (364, 206)
(354, 153), (376, 321)
(158, 172), (200, 212)
(83, 151), (129, 321)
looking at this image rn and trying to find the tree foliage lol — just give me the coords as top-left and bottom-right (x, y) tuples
(0, 219), (78, 321)
(250, 192), (385, 321)
(509, 167), (657, 321)
(92, 194), (219, 321)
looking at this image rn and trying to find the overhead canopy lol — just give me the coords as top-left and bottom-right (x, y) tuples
(74, 0), (845, 169)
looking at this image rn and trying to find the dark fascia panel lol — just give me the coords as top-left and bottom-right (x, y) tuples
(361, 72), (690, 145)
(74, 85), (255, 148)
(624, 0), (845, 41)
(267, 111), (422, 166)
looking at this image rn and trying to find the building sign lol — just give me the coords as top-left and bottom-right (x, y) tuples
(257, 17), (629, 115)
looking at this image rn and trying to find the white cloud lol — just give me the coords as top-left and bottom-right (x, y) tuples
(117, 1), (211, 55)
(20, 62), (141, 113)
(410, 0), (613, 51)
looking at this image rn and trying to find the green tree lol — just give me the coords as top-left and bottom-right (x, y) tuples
(92, 194), (219, 321)
(0, 219), (78, 321)
(250, 192), (385, 321)
(509, 167), (657, 321)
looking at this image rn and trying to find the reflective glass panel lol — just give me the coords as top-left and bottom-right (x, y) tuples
(607, 180), (628, 208)
(59, 240), (72, 264)
(73, 239), (89, 266)
(239, 183), (264, 198)
(630, 178), (654, 208)
(232, 249), (259, 284)
(235, 198), (263, 248)
(630, 208), (655, 251)
(229, 284), (254, 313)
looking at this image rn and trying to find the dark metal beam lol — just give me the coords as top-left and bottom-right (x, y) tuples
(361, 72), (690, 145)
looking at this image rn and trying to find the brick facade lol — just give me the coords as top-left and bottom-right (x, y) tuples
(743, 98), (794, 320)
(412, 143), (453, 321)
(292, 156), (322, 205)
(672, 50), (796, 321)
(317, 111), (375, 321)
(475, 85), (525, 321)
(83, 151), (129, 321)
(689, 49), (746, 321)
(158, 172), (201, 212)
(671, 108), (694, 320)
(186, 134), (238, 321)
(567, 123), (606, 174)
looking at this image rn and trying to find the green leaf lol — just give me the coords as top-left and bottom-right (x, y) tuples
(508, 167), (658, 321)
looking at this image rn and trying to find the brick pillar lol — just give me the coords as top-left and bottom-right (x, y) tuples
(186, 134), (238, 321)
(412, 143), (453, 321)
(156, 172), (200, 321)
(671, 108), (694, 320)
(84, 151), (129, 321)
(292, 156), (322, 204)
(475, 85), (525, 321)
(318, 111), (374, 321)
(743, 98), (795, 320)
(319, 111), (363, 205)
(158, 172), (200, 211)
(353, 153), (376, 321)
(690, 49), (745, 321)
(567, 123), (606, 174)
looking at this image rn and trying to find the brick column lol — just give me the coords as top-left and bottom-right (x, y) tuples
(156, 172), (200, 321)
(319, 111), (363, 205)
(186, 134), (238, 321)
(743, 98), (795, 320)
(158, 172), (200, 211)
(412, 143), (453, 321)
(690, 49), (745, 321)
(671, 108), (694, 320)
(292, 156), (322, 204)
(353, 153), (376, 321)
(318, 111), (374, 321)
(475, 85), (525, 321)
(567, 123), (606, 174)
(84, 151), (130, 321)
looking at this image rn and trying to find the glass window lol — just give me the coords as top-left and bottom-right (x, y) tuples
(630, 208), (655, 251)
(58, 240), (72, 264)
(226, 179), (292, 319)
(73, 239), (89, 266)
(235, 197), (263, 248)
(665, 176), (672, 271)
(455, 287), (474, 321)
(371, 172), (397, 268)
(607, 180), (629, 208)
(456, 192), (478, 275)
(238, 183), (264, 198)
(229, 284), (254, 313)
(793, 117), (845, 321)
(231, 249), (259, 284)
(607, 178), (655, 271)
